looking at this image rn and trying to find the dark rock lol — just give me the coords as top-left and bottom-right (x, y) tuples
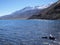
(42, 36), (48, 39)
(49, 34), (55, 40)
(49, 36), (55, 40)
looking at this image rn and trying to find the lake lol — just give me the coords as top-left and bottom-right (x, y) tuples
(0, 20), (60, 45)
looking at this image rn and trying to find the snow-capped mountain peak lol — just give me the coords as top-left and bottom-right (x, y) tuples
(34, 6), (48, 9)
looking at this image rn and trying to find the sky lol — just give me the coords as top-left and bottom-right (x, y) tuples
(0, 0), (58, 16)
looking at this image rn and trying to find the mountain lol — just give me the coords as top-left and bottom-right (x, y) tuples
(0, 6), (44, 19)
(29, 0), (60, 20)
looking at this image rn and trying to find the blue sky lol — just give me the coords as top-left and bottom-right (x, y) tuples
(0, 0), (58, 16)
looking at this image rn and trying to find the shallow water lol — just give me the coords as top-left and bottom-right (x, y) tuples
(0, 20), (60, 45)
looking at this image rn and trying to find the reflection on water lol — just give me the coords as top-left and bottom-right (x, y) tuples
(0, 20), (60, 45)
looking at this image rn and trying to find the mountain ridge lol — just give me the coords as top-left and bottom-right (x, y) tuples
(29, 0), (60, 20)
(0, 6), (45, 19)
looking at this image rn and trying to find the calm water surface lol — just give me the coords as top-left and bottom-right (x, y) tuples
(0, 20), (60, 45)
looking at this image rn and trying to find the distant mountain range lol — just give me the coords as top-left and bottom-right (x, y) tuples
(0, 6), (46, 19)
(1, 1), (59, 20)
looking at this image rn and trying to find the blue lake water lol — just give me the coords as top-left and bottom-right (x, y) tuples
(0, 20), (60, 45)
